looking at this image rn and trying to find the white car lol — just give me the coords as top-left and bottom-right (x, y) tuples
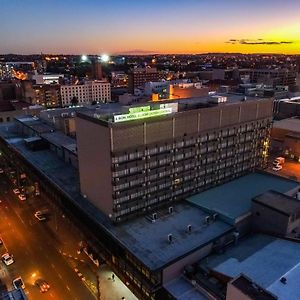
(13, 277), (25, 289)
(2, 253), (14, 266)
(13, 189), (20, 195)
(18, 194), (26, 201)
(34, 211), (47, 221)
(273, 165), (282, 171)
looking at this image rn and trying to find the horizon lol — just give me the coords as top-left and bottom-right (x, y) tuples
(2, 0), (300, 55)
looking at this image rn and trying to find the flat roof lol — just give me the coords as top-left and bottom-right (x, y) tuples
(15, 115), (54, 134)
(253, 190), (300, 216)
(230, 275), (277, 300)
(164, 277), (208, 300)
(273, 117), (300, 133)
(78, 94), (270, 125)
(203, 234), (300, 300)
(187, 173), (298, 224)
(0, 123), (232, 271)
(109, 202), (233, 270)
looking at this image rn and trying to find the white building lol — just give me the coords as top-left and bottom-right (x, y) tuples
(60, 81), (111, 106)
(31, 71), (64, 85)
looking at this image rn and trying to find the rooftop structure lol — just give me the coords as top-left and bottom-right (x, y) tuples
(203, 234), (300, 300)
(187, 173), (298, 224)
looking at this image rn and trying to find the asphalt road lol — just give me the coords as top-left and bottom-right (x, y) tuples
(0, 176), (95, 300)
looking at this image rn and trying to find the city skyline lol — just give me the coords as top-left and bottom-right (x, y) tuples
(1, 0), (300, 55)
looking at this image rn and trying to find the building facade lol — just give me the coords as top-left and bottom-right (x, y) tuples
(32, 84), (62, 107)
(128, 67), (160, 94)
(76, 98), (273, 222)
(60, 81), (111, 106)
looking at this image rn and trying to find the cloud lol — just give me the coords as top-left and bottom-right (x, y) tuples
(226, 39), (294, 45)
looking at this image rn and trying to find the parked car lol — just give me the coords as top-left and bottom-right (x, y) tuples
(13, 277), (25, 289)
(34, 211), (47, 221)
(2, 253), (14, 266)
(18, 194), (26, 201)
(35, 279), (50, 292)
(272, 165), (282, 171)
(12, 189), (20, 195)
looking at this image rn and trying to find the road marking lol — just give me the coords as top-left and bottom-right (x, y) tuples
(66, 285), (70, 291)
(58, 273), (62, 279)
(51, 263), (55, 269)
(50, 293), (54, 298)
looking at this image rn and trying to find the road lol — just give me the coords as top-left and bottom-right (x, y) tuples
(0, 175), (95, 300)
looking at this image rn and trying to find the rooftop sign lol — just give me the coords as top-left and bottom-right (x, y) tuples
(114, 106), (172, 123)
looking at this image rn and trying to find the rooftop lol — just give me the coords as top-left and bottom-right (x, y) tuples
(79, 94), (270, 125)
(110, 202), (233, 270)
(230, 274), (277, 300)
(203, 234), (300, 300)
(15, 115), (54, 134)
(187, 173), (298, 224)
(253, 190), (300, 216)
(273, 117), (300, 133)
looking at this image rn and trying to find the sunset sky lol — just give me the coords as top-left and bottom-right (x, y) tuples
(1, 0), (300, 55)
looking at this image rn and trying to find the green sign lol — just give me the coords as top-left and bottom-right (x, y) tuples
(114, 107), (172, 123)
(128, 106), (151, 113)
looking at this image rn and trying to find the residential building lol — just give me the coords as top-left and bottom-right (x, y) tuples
(60, 81), (111, 107)
(128, 67), (160, 94)
(32, 84), (61, 107)
(76, 96), (273, 223)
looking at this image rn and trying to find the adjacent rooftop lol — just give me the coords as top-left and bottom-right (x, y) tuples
(187, 173), (298, 224)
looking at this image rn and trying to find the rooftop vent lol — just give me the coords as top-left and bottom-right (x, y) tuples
(205, 216), (210, 225)
(168, 234), (173, 244)
(152, 213), (157, 222)
(212, 213), (218, 221)
(280, 277), (287, 284)
(187, 224), (192, 234)
(168, 206), (173, 214)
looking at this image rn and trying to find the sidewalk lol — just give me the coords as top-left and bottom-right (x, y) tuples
(41, 196), (138, 300)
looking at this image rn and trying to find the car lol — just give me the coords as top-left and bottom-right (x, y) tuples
(18, 194), (26, 201)
(34, 211), (47, 221)
(1, 253), (14, 266)
(35, 279), (50, 293)
(13, 188), (20, 195)
(273, 165), (282, 171)
(13, 277), (25, 289)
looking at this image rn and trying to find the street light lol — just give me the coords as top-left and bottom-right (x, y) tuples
(81, 55), (88, 62)
(100, 54), (109, 63)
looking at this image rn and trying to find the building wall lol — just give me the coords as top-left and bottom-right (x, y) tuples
(163, 243), (213, 284)
(226, 282), (252, 300)
(76, 117), (113, 217)
(252, 202), (289, 235)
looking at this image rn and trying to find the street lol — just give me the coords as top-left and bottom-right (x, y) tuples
(0, 176), (95, 300)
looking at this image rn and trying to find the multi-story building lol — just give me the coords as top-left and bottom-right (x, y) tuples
(76, 96), (273, 222)
(248, 68), (297, 87)
(60, 81), (111, 106)
(128, 67), (160, 94)
(32, 84), (61, 107)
